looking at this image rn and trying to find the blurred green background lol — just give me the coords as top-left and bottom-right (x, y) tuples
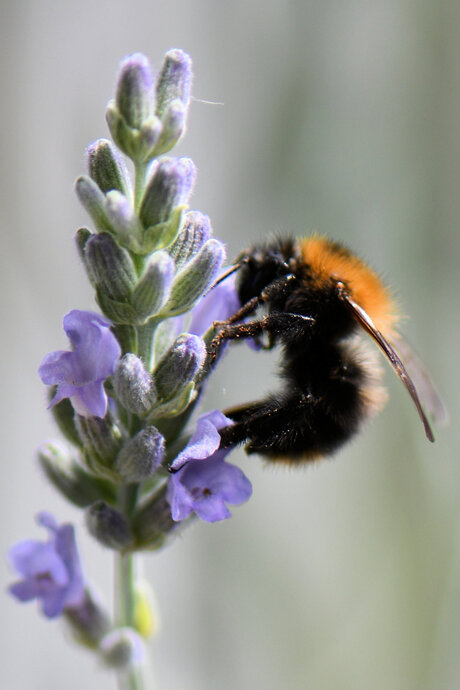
(0, 1), (458, 689)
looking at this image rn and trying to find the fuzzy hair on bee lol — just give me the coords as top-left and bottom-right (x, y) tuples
(210, 235), (444, 463)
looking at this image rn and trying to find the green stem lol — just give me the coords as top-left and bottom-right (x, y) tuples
(137, 317), (160, 370)
(115, 551), (136, 629)
(134, 161), (148, 214)
(114, 486), (148, 690)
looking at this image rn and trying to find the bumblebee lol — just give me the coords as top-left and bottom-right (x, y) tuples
(211, 235), (444, 462)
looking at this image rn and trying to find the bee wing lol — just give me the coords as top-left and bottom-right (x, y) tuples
(337, 286), (436, 442)
(389, 334), (448, 426)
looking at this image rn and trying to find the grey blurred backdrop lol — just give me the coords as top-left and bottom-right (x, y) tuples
(0, 1), (458, 689)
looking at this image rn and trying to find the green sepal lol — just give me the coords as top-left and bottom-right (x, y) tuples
(105, 190), (144, 253)
(106, 102), (162, 164)
(50, 395), (82, 447)
(82, 448), (121, 482)
(161, 238), (225, 316)
(131, 483), (180, 550)
(151, 100), (186, 157)
(88, 138), (130, 195)
(168, 210), (211, 269)
(75, 415), (123, 479)
(141, 206), (184, 254)
(152, 318), (177, 363)
(38, 442), (116, 508)
(84, 232), (137, 301)
(75, 227), (92, 262)
(106, 101), (139, 160)
(64, 591), (111, 648)
(151, 381), (195, 420)
(75, 175), (113, 231)
(131, 251), (174, 322)
(95, 289), (138, 325)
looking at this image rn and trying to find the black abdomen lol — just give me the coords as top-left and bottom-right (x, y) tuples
(221, 340), (373, 462)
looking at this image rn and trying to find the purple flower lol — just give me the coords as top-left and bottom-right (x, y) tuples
(167, 411), (252, 523)
(8, 512), (85, 619)
(39, 310), (121, 418)
(188, 271), (240, 336)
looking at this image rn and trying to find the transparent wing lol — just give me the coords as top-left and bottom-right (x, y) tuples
(337, 285), (436, 442)
(389, 334), (447, 426)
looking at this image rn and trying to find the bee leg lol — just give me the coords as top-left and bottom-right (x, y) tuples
(216, 275), (296, 328)
(210, 312), (314, 359)
(220, 391), (321, 459)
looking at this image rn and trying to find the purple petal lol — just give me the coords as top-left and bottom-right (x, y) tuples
(64, 311), (120, 382)
(54, 525), (85, 607)
(37, 512), (59, 532)
(7, 513), (86, 619)
(166, 477), (194, 521)
(167, 452), (252, 523)
(170, 410), (233, 470)
(193, 494), (231, 522)
(9, 580), (41, 602)
(42, 589), (69, 619)
(39, 310), (120, 418)
(38, 351), (77, 385)
(72, 380), (108, 418)
(8, 540), (66, 582)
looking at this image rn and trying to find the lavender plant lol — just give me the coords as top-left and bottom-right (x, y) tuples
(7, 50), (252, 689)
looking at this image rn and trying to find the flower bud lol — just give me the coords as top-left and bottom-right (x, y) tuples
(153, 99), (187, 156)
(106, 103), (137, 160)
(75, 227), (92, 262)
(38, 441), (116, 508)
(114, 354), (157, 415)
(154, 333), (206, 402)
(138, 116), (162, 156)
(100, 628), (144, 670)
(86, 501), (133, 550)
(162, 239), (225, 316)
(132, 251), (175, 321)
(155, 49), (192, 118)
(64, 590), (111, 648)
(131, 484), (182, 549)
(87, 138), (129, 195)
(116, 427), (165, 483)
(168, 211), (212, 269)
(139, 157), (196, 230)
(75, 175), (112, 231)
(116, 53), (153, 130)
(76, 415), (123, 478)
(105, 191), (143, 252)
(84, 232), (137, 301)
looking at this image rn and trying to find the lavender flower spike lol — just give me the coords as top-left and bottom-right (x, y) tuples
(167, 411), (252, 523)
(8, 512), (85, 618)
(39, 310), (121, 418)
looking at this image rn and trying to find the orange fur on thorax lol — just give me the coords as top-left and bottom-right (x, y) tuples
(300, 235), (399, 334)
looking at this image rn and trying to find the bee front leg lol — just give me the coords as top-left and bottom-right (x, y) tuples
(210, 312), (314, 359)
(210, 318), (269, 359)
